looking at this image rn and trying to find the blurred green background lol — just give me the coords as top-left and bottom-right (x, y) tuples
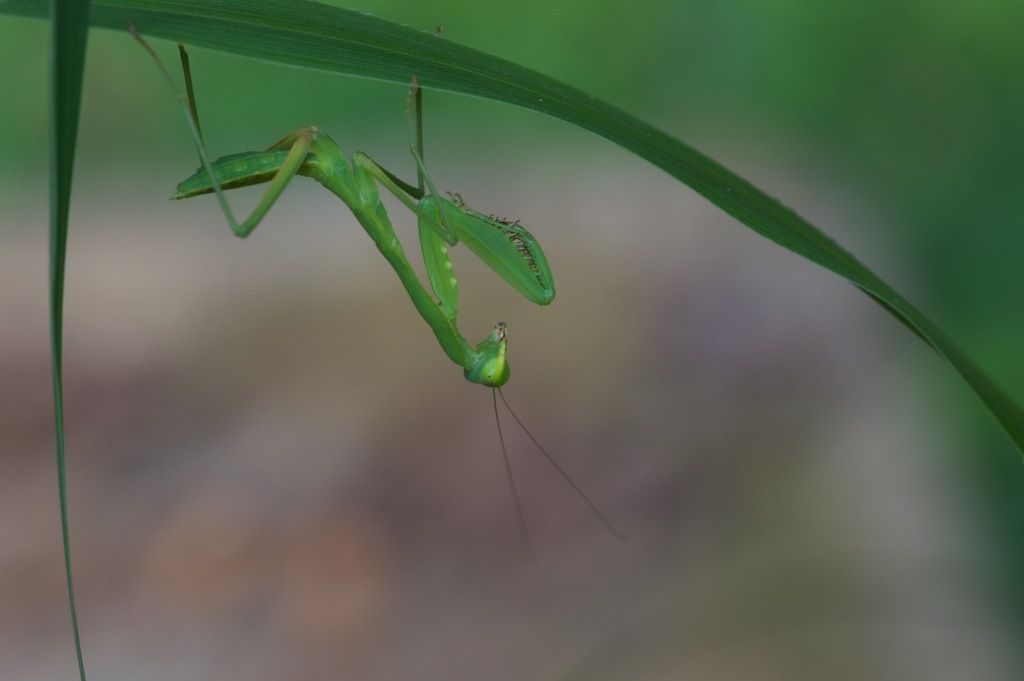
(2, 1), (1024, 679)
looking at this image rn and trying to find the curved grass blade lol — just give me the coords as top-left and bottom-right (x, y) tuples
(49, 0), (91, 679)
(3, 0), (1022, 454)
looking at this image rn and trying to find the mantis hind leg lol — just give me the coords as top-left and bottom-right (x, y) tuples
(132, 25), (315, 239)
(226, 129), (316, 237)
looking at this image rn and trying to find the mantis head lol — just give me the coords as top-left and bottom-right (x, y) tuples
(464, 322), (510, 387)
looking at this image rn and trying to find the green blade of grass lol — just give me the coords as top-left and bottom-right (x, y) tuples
(4, 0), (1023, 455)
(48, 0), (91, 679)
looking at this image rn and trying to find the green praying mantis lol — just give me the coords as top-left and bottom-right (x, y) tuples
(129, 24), (622, 552)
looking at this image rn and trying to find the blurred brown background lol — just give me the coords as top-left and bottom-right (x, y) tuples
(2, 1), (1023, 679)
